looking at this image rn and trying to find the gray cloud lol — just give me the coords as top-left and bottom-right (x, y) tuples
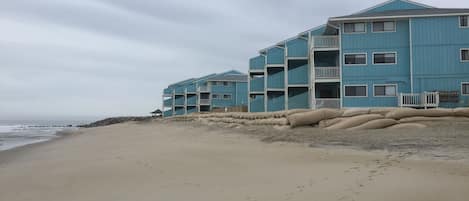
(1, 0), (468, 119)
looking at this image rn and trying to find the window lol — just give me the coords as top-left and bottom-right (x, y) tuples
(460, 16), (468, 28)
(223, 94), (232, 100)
(344, 54), (367, 65)
(372, 21), (396, 32)
(373, 52), (397, 64)
(463, 83), (469, 95)
(461, 49), (469, 62)
(212, 94), (220, 99)
(344, 85), (367, 97)
(344, 23), (366, 33)
(223, 82), (229, 86)
(374, 85), (397, 97)
(439, 91), (460, 103)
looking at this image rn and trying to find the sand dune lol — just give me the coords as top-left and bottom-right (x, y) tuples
(0, 122), (468, 201)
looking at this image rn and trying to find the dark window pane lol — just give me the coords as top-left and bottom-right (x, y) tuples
(463, 84), (469, 94)
(375, 86), (385, 96)
(344, 23), (354, 33)
(462, 50), (469, 61)
(373, 22), (384, 32)
(345, 86), (366, 97)
(345, 54), (366, 65)
(374, 53), (396, 64)
(461, 16), (468, 27)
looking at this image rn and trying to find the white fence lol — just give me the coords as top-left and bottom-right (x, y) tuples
(315, 67), (340, 79)
(399, 92), (439, 109)
(315, 98), (341, 109)
(312, 36), (339, 49)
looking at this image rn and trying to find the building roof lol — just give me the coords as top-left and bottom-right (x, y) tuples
(206, 74), (248, 82)
(330, 8), (469, 21)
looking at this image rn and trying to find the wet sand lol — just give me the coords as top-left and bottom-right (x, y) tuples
(0, 121), (468, 201)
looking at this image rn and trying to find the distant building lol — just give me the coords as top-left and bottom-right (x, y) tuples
(162, 70), (248, 117)
(248, 0), (469, 112)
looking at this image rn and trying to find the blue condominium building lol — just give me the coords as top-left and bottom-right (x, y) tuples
(163, 70), (248, 117)
(248, 0), (469, 112)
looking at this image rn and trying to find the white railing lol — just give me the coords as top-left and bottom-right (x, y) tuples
(199, 99), (210, 105)
(313, 36), (339, 49)
(399, 92), (439, 108)
(315, 98), (341, 109)
(198, 85), (211, 92)
(315, 67), (340, 79)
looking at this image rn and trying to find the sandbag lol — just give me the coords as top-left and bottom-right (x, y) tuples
(387, 123), (427, 129)
(342, 109), (370, 117)
(348, 119), (398, 130)
(286, 109), (312, 116)
(326, 114), (384, 130)
(369, 108), (394, 116)
(385, 108), (453, 120)
(288, 109), (343, 128)
(318, 118), (345, 128)
(398, 116), (457, 123)
(454, 108), (469, 117)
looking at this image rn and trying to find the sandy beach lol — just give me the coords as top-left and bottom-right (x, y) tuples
(1, 121), (469, 201)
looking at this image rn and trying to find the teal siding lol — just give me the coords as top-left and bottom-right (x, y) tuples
(288, 88), (309, 109)
(175, 107), (185, 116)
(250, 55), (266, 70)
(235, 82), (248, 106)
(267, 68), (285, 89)
(250, 94), (265, 112)
(288, 60), (308, 85)
(287, 38), (308, 58)
(175, 96), (185, 106)
(363, 0), (430, 14)
(310, 26), (326, 36)
(186, 84), (196, 93)
(163, 88), (173, 94)
(267, 47), (285, 65)
(267, 92), (285, 112)
(411, 16), (469, 107)
(186, 106), (197, 114)
(250, 75), (265, 92)
(187, 95), (197, 105)
(163, 98), (173, 107)
(175, 86), (185, 94)
(342, 19), (411, 107)
(163, 110), (173, 117)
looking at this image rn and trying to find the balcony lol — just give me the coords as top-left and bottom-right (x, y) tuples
(163, 88), (174, 95)
(250, 76), (265, 92)
(312, 36), (339, 49)
(315, 67), (340, 80)
(174, 97), (185, 106)
(315, 98), (340, 109)
(199, 99), (211, 105)
(163, 99), (173, 107)
(186, 85), (197, 94)
(187, 95), (197, 105)
(399, 92), (439, 109)
(198, 85), (211, 92)
(175, 87), (185, 95)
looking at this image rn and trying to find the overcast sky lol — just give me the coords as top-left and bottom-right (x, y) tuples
(1, 0), (467, 120)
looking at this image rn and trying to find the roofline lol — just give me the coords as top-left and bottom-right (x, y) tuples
(352, 0), (435, 15)
(206, 80), (248, 82)
(329, 12), (469, 22)
(258, 24), (326, 54)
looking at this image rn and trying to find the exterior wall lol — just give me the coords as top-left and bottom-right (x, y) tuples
(267, 92), (285, 112)
(250, 55), (266, 71)
(288, 88), (309, 109)
(175, 107), (185, 115)
(250, 75), (265, 92)
(287, 38), (308, 58)
(362, 0), (429, 14)
(174, 95), (185, 106)
(163, 110), (173, 117)
(267, 47), (285, 65)
(186, 106), (198, 114)
(411, 16), (469, 107)
(267, 68), (285, 89)
(341, 19), (412, 107)
(235, 82), (248, 106)
(288, 60), (308, 85)
(250, 94), (265, 112)
(187, 94), (197, 106)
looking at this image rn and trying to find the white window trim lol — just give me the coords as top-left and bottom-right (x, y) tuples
(344, 84), (368, 98)
(373, 84), (398, 97)
(462, 82), (469, 96)
(371, 20), (397, 33)
(461, 48), (469, 62)
(223, 94), (233, 100)
(343, 53), (368, 66)
(343, 22), (367, 34)
(460, 16), (469, 28)
(372, 52), (398, 65)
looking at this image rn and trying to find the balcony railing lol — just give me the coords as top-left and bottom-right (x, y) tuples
(315, 98), (341, 109)
(399, 92), (439, 108)
(312, 36), (339, 49)
(198, 85), (211, 92)
(315, 67), (340, 79)
(199, 99), (211, 105)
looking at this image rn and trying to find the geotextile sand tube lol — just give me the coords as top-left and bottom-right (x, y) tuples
(387, 123), (427, 129)
(348, 119), (398, 130)
(288, 109), (344, 128)
(385, 108), (454, 120)
(342, 109), (370, 117)
(325, 114), (384, 130)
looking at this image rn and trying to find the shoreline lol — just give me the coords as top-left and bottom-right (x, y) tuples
(1, 121), (469, 201)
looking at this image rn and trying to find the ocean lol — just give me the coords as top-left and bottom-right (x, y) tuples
(0, 119), (90, 151)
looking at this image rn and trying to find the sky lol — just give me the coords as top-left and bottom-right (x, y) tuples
(0, 0), (467, 120)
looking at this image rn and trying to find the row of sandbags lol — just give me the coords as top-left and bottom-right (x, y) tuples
(200, 117), (289, 126)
